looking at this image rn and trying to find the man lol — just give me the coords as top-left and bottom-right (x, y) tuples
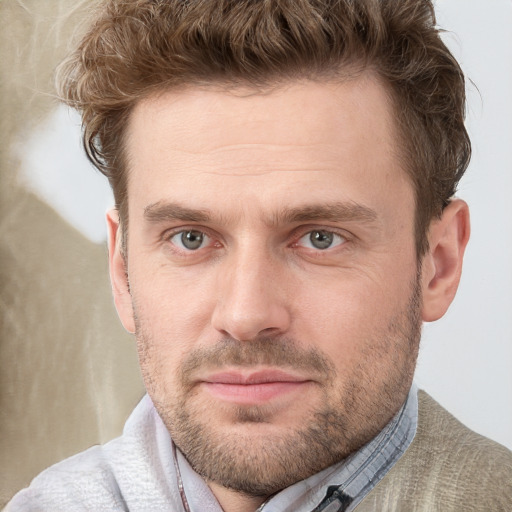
(6, 0), (512, 510)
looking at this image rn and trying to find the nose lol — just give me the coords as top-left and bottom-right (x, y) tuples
(211, 245), (292, 341)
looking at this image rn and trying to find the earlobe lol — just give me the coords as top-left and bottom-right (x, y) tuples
(106, 209), (136, 334)
(421, 199), (470, 322)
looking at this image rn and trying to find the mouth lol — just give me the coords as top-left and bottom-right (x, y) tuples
(200, 369), (312, 404)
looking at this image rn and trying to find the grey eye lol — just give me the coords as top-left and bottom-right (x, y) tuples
(171, 230), (207, 250)
(309, 230), (334, 249)
(297, 230), (345, 250)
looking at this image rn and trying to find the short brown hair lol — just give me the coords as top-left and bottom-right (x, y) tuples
(57, 0), (470, 256)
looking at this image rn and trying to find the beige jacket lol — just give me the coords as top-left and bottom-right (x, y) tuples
(356, 391), (512, 511)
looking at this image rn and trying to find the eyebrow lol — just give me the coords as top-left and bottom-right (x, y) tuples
(144, 202), (212, 223)
(275, 202), (378, 226)
(143, 200), (378, 227)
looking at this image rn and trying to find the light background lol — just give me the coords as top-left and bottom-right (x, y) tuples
(1, 0), (511, 504)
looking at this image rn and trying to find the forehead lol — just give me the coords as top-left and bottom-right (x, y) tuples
(124, 77), (411, 221)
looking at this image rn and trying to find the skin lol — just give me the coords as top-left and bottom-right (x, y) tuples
(107, 76), (470, 512)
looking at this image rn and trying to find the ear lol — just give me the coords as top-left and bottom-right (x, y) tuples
(420, 199), (470, 322)
(106, 209), (136, 334)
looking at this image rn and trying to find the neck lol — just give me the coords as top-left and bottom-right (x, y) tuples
(208, 481), (269, 512)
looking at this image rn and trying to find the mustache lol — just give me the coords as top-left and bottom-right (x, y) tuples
(179, 336), (335, 385)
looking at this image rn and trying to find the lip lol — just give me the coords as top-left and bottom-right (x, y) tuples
(201, 369), (312, 404)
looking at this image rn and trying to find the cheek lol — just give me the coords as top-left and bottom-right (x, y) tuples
(130, 269), (218, 360)
(292, 268), (415, 356)
(133, 257), (216, 312)
(137, 299), (212, 347)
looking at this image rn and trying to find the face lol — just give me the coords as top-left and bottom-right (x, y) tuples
(111, 77), (424, 497)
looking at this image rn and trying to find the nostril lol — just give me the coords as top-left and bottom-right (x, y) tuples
(261, 327), (280, 336)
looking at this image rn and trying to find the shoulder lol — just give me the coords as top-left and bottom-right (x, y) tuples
(412, 390), (512, 506)
(4, 395), (181, 512)
(4, 445), (127, 511)
(356, 390), (512, 512)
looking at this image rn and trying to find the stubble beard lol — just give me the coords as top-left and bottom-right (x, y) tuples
(135, 277), (422, 498)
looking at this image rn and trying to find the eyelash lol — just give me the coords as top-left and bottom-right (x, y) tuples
(293, 229), (347, 251)
(164, 228), (217, 252)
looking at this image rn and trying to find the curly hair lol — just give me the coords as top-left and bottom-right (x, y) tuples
(56, 0), (470, 256)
